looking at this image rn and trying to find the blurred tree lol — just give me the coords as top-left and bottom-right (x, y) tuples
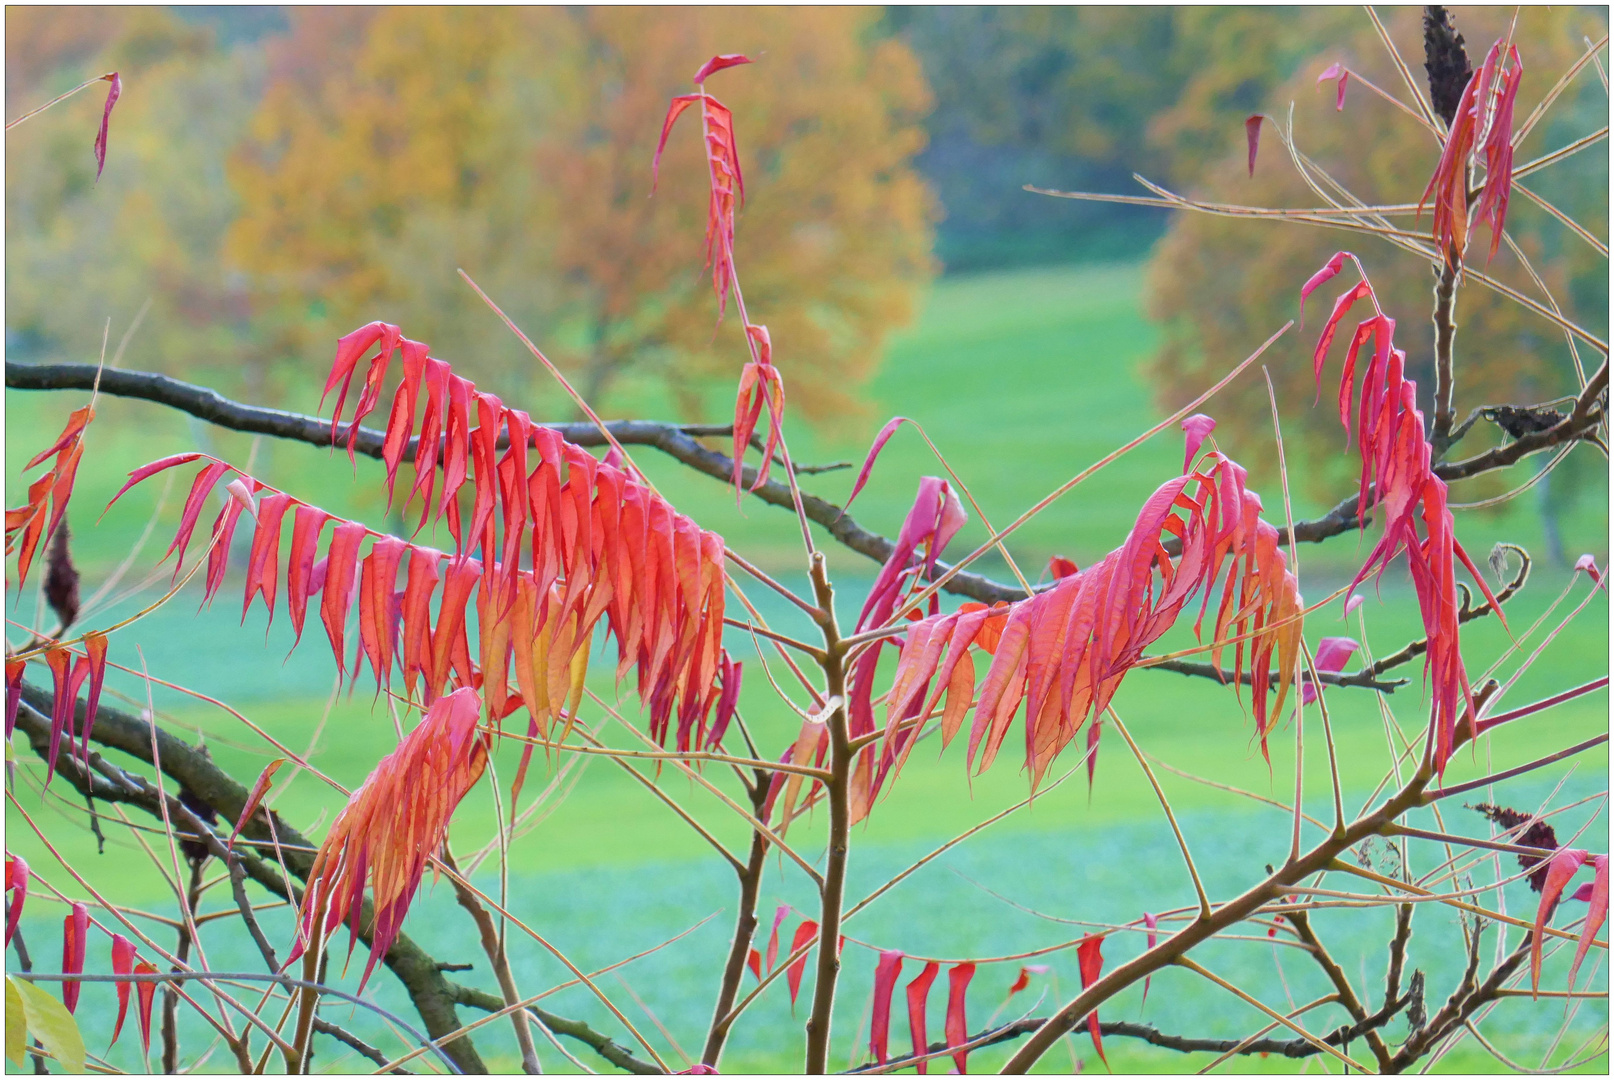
(5, 8), (268, 391)
(226, 7), (936, 424)
(1142, 6), (1609, 510)
(889, 7), (1356, 271)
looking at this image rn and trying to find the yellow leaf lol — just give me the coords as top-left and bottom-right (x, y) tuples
(5, 977), (26, 1067)
(12, 976), (85, 1073)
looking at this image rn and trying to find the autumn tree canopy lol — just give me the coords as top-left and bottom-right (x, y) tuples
(226, 7), (936, 424)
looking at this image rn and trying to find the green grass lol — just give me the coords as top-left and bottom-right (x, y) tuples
(6, 262), (1608, 1073)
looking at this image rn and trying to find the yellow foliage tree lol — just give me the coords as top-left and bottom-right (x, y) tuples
(1143, 6), (1608, 502)
(227, 7), (936, 424)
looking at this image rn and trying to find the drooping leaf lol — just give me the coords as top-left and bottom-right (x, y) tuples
(764, 905), (788, 972)
(693, 54), (753, 83)
(945, 962), (975, 1074)
(1302, 636), (1360, 704)
(243, 492), (292, 626)
(165, 461), (233, 576)
(78, 634), (108, 765)
(60, 902), (88, 1014)
(286, 505), (330, 650)
(842, 417), (915, 515)
(1316, 61), (1349, 110)
(5, 854), (27, 946)
(746, 948), (762, 981)
(1244, 115), (1263, 176)
(1181, 413), (1216, 473)
(133, 961), (156, 1053)
(1568, 855), (1609, 994)
(5, 660), (25, 740)
(1141, 912), (1158, 1005)
(1532, 848), (1590, 995)
(786, 919), (817, 1010)
(870, 950), (905, 1064)
(905, 960), (940, 1074)
(1077, 934), (1108, 1066)
(290, 688), (488, 990)
(93, 73), (121, 181)
(109, 934), (135, 1046)
(319, 521), (369, 683)
(231, 759), (286, 847)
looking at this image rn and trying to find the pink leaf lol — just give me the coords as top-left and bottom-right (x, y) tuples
(1569, 855), (1608, 994)
(764, 904), (788, 972)
(1142, 912), (1158, 1006)
(110, 933), (136, 1045)
(1302, 636), (1360, 704)
(786, 920), (817, 1009)
(230, 759), (286, 846)
(62, 901), (88, 1013)
(694, 54), (753, 84)
(871, 950), (904, 1064)
(1317, 61), (1348, 110)
(5, 659), (24, 741)
(1299, 251), (1348, 328)
(906, 960), (940, 1073)
(1182, 413), (1216, 473)
(1574, 553), (1604, 587)
(945, 962), (975, 1073)
(134, 961), (156, 1052)
(5, 854), (27, 946)
(93, 72), (121, 181)
(106, 452), (204, 510)
(1532, 848), (1591, 995)
(1077, 935), (1107, 1066)
(1244, 115), (1263, 176)
(652, 94), (704, 189)
(842, 417), (914, 516)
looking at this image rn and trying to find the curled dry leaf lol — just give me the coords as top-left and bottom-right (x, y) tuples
(93, 73), (120, 180)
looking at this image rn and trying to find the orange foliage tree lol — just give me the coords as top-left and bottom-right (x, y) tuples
(227, 7), (934, 423)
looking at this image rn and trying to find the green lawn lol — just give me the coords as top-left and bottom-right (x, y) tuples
(7, 263), (1608, 1073)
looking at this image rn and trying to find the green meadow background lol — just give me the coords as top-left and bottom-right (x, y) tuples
(7, 263), (1609, 1072)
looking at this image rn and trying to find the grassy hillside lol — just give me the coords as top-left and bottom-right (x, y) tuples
(6, 263), (1607, 1072)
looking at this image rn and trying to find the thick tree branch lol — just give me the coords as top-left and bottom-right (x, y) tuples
(452, 984), (663, 1074)
(14, 681), (497, 1071)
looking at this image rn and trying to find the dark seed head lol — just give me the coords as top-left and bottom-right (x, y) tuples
(1472, 803), (1558, 891)
(1423, 6), (1474, 128)
(43, 523), (81, 632)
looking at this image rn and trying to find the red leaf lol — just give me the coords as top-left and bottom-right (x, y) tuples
(360, 536), (408, 690)
(1302, 636), (1359, 704)
(652, 94), (704, 189)
(843, 417), (914, 515)
(1570, 855), (1609, 993)
(402, 546), (442, 701)
(231, 758), (286, 846)
(945, 962), (975, 1073)
(1299, 251), (1348, 327)
(134, 960), (157, 1053)
(62, 901), (88, 1013)
(5, 854), (27, 946)
(202, 495), (248, 607)
(1533, 848), (1591, 994)
(746, 948), (762, 981)
(319, 521), (368, 682)
(286, 505), (330, 649)
(706, 653), (742, 750)
(243, 492), (292, 625)
(764, 904), (788, 972)
(93, 72), (120, 180)
(1244, 115), (1263, 176)
(78, 633), (108, 765)
(1077, 934), (1108, 1066)
(870, 949), (904, 1064)
(906, 960), (940, 1074)
(106, 452), (204, 510)
(1142, 912), (1158, 1006)
(693, 54), (752, 83)
(6, 659), (26, 740)
(1047, 556), (1079, 580)
(786, 919), (818, 1009)
(1317, 61), (1348, 110)
(110, 933), (135, 1045)
(44, 646), (84, 785)
(1182, 413), (1216, 473)
(23, 405), (94, 472)
(430, 557), (482, 696)
(165, 461), (233, 575)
